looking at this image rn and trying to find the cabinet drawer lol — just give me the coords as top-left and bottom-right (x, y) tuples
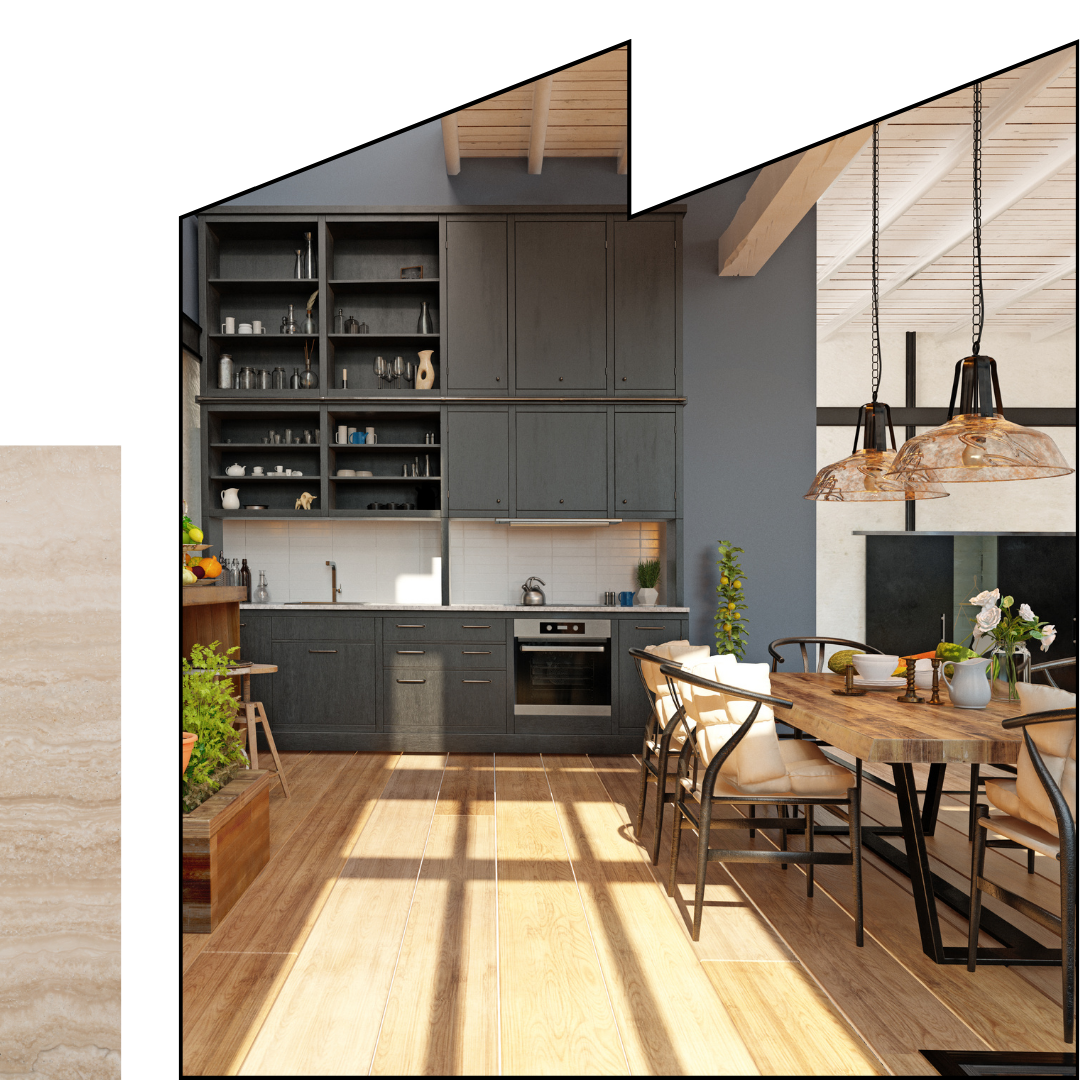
(270, 640), (376, 730)
(383, 670), (507, 732)
(271, 616), (375, 642)
(383, 617), (506, 643)
(383, 642), (507, 670)
(619, 619), (686, 651)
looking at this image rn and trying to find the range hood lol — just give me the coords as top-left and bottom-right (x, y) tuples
(493, 518), (623, 528)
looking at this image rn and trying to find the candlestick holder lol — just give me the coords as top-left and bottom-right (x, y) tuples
(832, 663), (867, 696)
(897, 657), (925, 703)
(928, 658), (943, 705)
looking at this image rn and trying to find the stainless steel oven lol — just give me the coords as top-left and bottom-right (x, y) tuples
(513, 619), (612, 716)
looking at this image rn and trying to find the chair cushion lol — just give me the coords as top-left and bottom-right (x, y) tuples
(1011, 683), (1076, 837)
(980, 811), (1060, 860)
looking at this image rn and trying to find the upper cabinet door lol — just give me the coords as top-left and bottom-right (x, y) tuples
(447, 409), (509, 512)
(445, 220), (508, 391)
(613, 220), (677, 392)
(515, 220), (608, 390)
(614, 410), (676, 514)
(516, 411), (608, 512)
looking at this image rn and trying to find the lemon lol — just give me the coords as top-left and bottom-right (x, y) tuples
(188, 526), (204, 544)
(720, 575), (729, 585)
(732, 580), (742, 589)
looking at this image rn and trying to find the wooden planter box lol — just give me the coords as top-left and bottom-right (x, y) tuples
(182, 769), (271, 934)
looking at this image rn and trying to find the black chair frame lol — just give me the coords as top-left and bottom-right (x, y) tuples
(966, 657), (1076, 847)
(660, 663), (864, 946)
(630, 647), (692, 866)
(768, 637), (883, 740)
(968, 707), (1076, 1044)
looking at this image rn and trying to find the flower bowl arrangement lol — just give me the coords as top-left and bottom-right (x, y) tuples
(969, 589), (1056, 701)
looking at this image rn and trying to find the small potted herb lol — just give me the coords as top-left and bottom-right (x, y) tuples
(636, 559), (661, 606)
(182, 642), (249, 813)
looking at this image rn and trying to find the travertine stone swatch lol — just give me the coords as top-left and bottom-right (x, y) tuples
(0, 448), (119, 1077)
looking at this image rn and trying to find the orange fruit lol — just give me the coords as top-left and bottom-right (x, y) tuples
(200, 556), (223, 579)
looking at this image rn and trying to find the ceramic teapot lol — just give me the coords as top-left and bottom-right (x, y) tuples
(942, 655), (992, 709)
(220, 488), (241, 510)
(225, 463), (246, 476)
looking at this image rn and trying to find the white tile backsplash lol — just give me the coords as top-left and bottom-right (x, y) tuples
(222, 519), (663, 607)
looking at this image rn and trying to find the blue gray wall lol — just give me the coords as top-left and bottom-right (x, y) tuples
(182, 120), (817, 661)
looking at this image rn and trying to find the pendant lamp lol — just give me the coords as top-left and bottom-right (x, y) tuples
(806, 125), (948, 502)
(885, 83), (1074, 485)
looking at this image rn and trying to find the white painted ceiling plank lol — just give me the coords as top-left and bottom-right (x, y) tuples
(1029, 313), (1077, 342)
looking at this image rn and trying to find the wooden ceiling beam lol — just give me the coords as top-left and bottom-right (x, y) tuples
(528, 77), (553, 175)
(441, 114), (461, 175)
(937, 255), (1077, 336)
(818, 134), (1077, 340)
(817, 49), (1075, 287)
(718, 128), (870, 277)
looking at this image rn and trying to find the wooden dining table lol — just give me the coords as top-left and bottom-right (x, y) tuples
(770, 671), (1060, 969)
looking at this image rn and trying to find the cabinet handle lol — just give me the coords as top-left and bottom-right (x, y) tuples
(309, 649), (338, 654)
(461, 625), (491, 629)
(496, 498), (501, 503)
(558, 376), (564, 381)
(495, 376), (500, 381)
(239, 623), (246, 627)
(623, 499), (627, 504)
(622, 377), (627, 381)
(559, 499), (564, 504)
(397, 650), (426, 654)
(462, 679), (491, 684)
(397, 624), (426, 628)
(397, 678), (426, 684)
(462, 650), (491, 655)
(635, 626), (667, 630)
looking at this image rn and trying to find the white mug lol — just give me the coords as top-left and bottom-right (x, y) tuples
(252, 320), (263, 334)
(275, 465), (284, 473)
(221, 317), (236, 334)
(366, 426), (376, 444)
(348, 427), (357, 440)
(238, 323), (253, 334)
(336, 425), (348, 443)
(252, 466), (264, 475)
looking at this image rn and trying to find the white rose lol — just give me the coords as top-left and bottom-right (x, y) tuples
(1038, 625), (1057, 652)
(975, 606), (1002, 633)
(1018, 603), (1036, 622)
(969, 588), (1000, 607)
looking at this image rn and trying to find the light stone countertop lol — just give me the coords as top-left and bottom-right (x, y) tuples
(240, 603), (690, 613)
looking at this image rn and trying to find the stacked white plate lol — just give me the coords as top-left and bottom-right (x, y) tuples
(852, 676), (906, 690)
(338, 469), (356, 477)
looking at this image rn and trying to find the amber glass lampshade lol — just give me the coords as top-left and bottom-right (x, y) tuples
(885, 356), (1074, 484)
(805, 402), (949, 502)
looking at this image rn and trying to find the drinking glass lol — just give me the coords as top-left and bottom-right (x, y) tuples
(405, 361), (415, 385)
(373, 355), (387, 389)
(392, 355), (405, 388)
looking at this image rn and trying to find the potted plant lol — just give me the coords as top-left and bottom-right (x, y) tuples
(182, 642), (248, 813)
(636, 559), (661, 606)
(714, 541), (748, 659)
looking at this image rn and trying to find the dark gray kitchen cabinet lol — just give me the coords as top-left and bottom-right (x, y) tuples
(614, 410), (677, 514)
(447, 409), (509, 512)
(514, 220), (608, 390)
(445, 219), (508, 391)
(516, 411), (607, 512)
(270, 640), (376, 730)
(613, 219), (677, 392)
(383, 670), (508, 733)
(616, 618), (688, 732)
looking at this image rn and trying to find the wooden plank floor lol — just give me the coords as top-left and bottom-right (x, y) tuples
(183, 752), (1073, 1075)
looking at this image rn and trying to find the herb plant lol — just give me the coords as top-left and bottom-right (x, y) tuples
(182, 642), (247, 810)
(714, 541), (748, 658)
(636, 558), (661, 590)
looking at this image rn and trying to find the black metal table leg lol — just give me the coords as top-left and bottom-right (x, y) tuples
(866, 762), (1060, 966)
(920, 763), (946, 836)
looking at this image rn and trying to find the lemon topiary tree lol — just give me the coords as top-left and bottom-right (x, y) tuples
(715, 540), (748, 658)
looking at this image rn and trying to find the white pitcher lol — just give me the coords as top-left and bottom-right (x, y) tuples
(942, 656), (992, 709)
(220, 487), (241, 510)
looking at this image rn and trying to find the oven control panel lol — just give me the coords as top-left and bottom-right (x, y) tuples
(514, 619), (611, 640)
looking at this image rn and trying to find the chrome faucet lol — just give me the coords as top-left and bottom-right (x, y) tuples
(326, 560), (342, 602)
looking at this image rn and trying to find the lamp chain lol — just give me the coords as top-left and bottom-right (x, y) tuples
(870, 122), (882, 401)
(972, 82), (984, 356)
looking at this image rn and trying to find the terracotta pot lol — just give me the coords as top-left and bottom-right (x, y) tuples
(182, 732), (198, 776)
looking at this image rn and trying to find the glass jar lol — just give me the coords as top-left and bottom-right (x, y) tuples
(272, 366), (287, 389)
(238, 366), (256, 390)
(990, 642), (1031, 701)
(257, 369), (272, 390)
(218, 354), (234, 389)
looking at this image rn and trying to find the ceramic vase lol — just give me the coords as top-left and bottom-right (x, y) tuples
(415, 350), (435, 389)
(990, 642), (1031, 701)
(636, 587), (658, 606)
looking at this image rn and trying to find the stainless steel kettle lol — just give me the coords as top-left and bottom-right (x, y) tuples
(520, 577), (546, 605)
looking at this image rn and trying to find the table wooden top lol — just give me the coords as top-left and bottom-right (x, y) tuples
(770, 672), (1024, 765)
(182, 585), (248, 607)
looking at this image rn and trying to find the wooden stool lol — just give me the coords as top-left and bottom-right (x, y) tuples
(234, 664), (290, 799)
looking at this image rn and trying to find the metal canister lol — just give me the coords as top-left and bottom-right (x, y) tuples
(218, 353), (234, 389)
(257, 369), (272, 390)
(238, 366), (256, 390)
(272, 366), (287, 389)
